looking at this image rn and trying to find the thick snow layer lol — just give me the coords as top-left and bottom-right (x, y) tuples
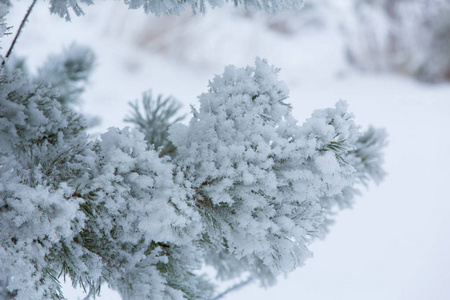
(2, 1), (450, 299)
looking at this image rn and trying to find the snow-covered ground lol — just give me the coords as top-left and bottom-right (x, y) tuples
(3, 1), (450, 299)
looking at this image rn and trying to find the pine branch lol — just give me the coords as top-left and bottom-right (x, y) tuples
(124, 91), (185, 158)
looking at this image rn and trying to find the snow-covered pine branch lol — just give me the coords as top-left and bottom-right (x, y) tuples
(0, 8), (386, 296)
(43, 0), (305, 20)
(35, 43), (95, 107)
(0, 63), (210, 299)
(169, 59), (387, 287)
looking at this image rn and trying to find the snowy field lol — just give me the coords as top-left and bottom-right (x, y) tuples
(3, 1), (450, 299)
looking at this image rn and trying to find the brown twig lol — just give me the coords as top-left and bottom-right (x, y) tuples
(1, 0), (37, 66)
(212, 276), (254, 300)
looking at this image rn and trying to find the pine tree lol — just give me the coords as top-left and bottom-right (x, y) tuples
(0, 1), (387, 299)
